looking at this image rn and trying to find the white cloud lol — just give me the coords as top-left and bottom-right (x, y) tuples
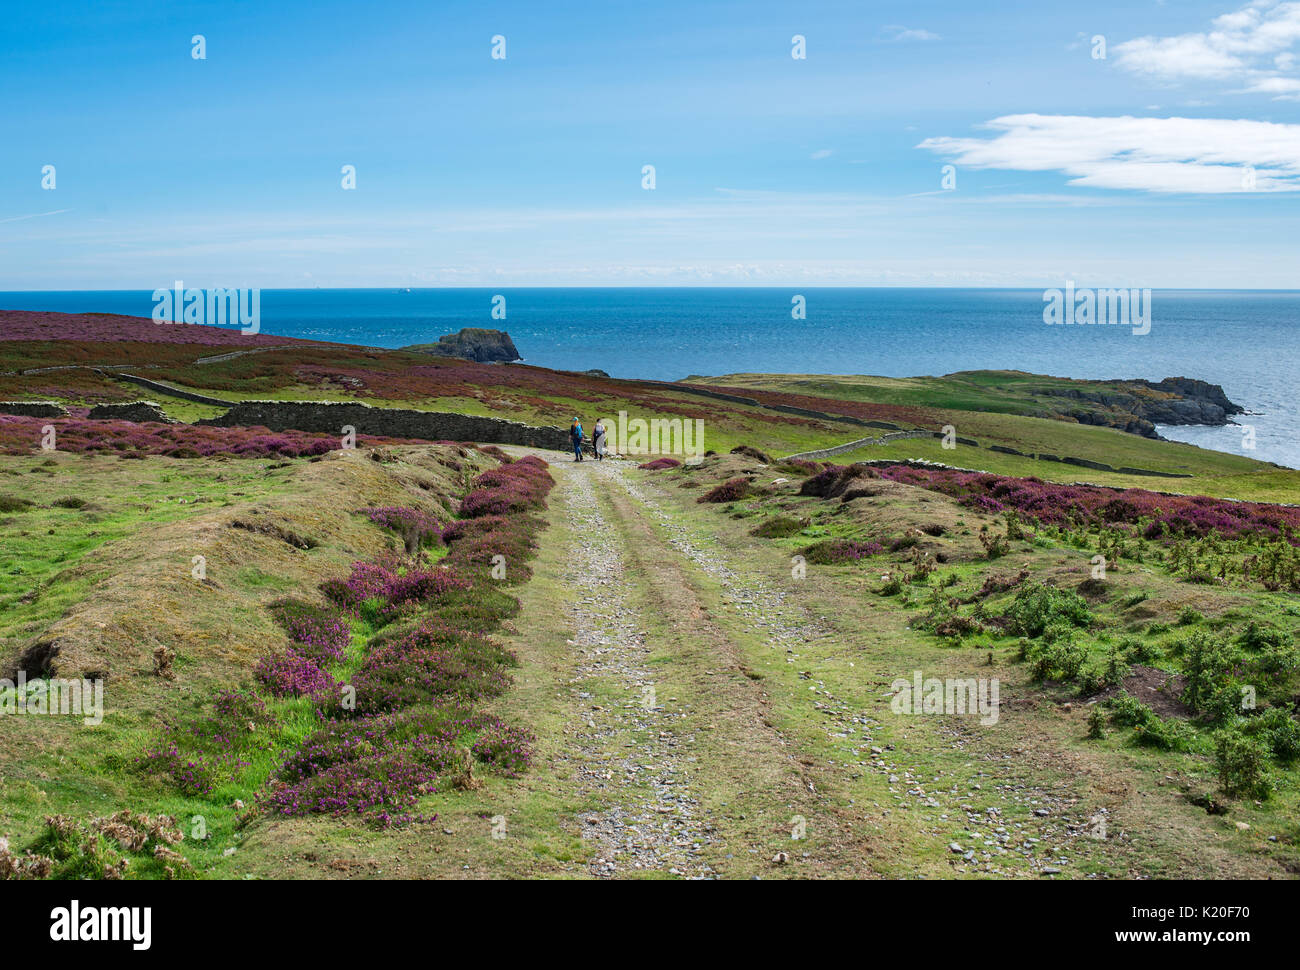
(1115, 1), (1300, 99)
(809, 148), (833, 159)
(882, 25), (940, 42)
(918, 114), (1300, 193)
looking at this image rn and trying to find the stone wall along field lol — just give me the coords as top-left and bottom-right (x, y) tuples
(0, 401), (69, 418)
(198, 400), (572, 451)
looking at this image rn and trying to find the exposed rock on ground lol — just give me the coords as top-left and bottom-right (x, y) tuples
(1041, 377), (1245, 436)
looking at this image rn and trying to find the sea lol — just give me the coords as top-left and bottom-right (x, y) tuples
(2, 288), (1296, 469)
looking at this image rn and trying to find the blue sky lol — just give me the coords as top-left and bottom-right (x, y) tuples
(2, 0), (1299, 288)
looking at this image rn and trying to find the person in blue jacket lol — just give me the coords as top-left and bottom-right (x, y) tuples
(569, 418), (584, 462)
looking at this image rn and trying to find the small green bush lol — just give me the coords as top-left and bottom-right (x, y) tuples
(1242, 708), (1300, 763)
(750, 515), (808, 539)
(1214, 726), (1271, 799)
(1003, 583), (1092, 638)
(1087, 706), (1107, 739)
(1179, 631), (1241, 719)
(0, 494), (33, 513)
(1107, 694), (1194, 751)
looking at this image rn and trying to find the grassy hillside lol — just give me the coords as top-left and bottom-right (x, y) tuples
(2, 311), (1295, 503)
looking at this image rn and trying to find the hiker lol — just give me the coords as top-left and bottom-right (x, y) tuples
(570, 417), (584, 462)
(592, 419), (607, 460)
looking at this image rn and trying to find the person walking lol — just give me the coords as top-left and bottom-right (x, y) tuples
(570, 417), (584, 462)
(592, 419), (607, 460)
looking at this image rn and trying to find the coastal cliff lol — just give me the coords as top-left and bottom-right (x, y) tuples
(403, 328), (521, 363)
(1040, 376), (1245, 438)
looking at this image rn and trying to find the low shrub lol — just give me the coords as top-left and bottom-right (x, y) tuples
(360, 506), (443, 552)
(471, 719), (535, 777)
(1180, 631), (1244, 721)
(1214, 725), (1271, 798)
(1107, 694), (1194, 750)
(268, 598), (351, 664)
(801, 538), (886, 564)
(138, 690), (280, 796)
(254, 650), (339, 700)
(698, 477), (752, 503)
(1241, 707), (1300, 763)
(750, 514), (808, 538)
(1002, 583), (1092, 638)
(458, 456), (552, 518)
(730, 445), (772, 463)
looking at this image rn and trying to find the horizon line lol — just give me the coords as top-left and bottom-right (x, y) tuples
(4, 285), (1300, 294)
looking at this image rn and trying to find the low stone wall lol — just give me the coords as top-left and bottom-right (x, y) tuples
(98, 371), (236, 407)
(633, 380), (901, 430)
(198, 400), (572, 451)
(0, 401), (69, 418)
(782, 430), (934, 461)
(784, 433), (1192, 479)
(87, 401), (175, 423)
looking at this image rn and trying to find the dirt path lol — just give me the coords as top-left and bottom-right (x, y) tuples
(557, 463), (717, 877)
(534, 453), (874, 879)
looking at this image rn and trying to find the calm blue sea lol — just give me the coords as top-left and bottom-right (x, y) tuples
(2, 288), (1297, 469)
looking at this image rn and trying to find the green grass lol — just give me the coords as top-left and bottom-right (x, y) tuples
(0, 455), (296, 645)
(631, 456), (1300, 877)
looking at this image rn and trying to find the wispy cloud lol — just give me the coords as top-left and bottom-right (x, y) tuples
(809, 148), (833, 160)
(881, 25), (940, 42)
(0, 209), (70, 225)
(919, 114), (1300, 193)
(1114, 1), (1300, 99)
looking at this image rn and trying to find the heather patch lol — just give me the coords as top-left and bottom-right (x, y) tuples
(360, 505), (443, 552)
(245, 453), (549, 827)
(801, 538), (886, 564)
(798, 464), (853, 497)
(471, 720), (534, 777)
(263, 733), (461, 826)
(440, 458), (553, 584)
(254, 649), (339, 700)
(698, 476), (753, 503)
(639, 457), (682, 470)
(0, 310), (299, 347)
(139, 690), (280, 797)
(0, 494), (33, 513)
(322, 555), (472, 623)
(268, 598), (351, 664)
(773, 458), (822, 476)
(459, 455), (553, 517)
(440, 514), (513, 545)
(788, 461), (1300, 545)
(870, 465), (1300, 543)
(0, 416), (406, 459)
(340, 644), (511, 715)
(442, 528), (535, 582)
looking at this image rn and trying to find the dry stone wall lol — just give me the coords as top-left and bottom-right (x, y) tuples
(198, 400), (572, 451)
